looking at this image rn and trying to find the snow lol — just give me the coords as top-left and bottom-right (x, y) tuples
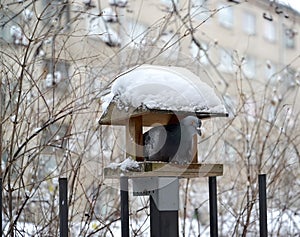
(122, 20), (147, 48)
(37, 49), (45, 57)
(102, 8), (118, 22)
(10, 115), (17, 123)
(10, 25), (29, 46)
(88, 17), (121, 46)
(33, 127), (41, 133)
(102, 65), (226, 114)
(72, 207), (300, 236)
(44, 71), (62, 87)
(22, 9), (33, 22)
(3, 207), (299, 236)
(10, 26), (22, 41)
(108, 157), (141, 172)
(109, 0), (128, 7)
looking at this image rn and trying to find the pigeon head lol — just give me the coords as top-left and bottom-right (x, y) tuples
(181, 116), (202, 136)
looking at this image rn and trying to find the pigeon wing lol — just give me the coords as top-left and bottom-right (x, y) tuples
(143, 126), (167, 161)
(143, 124), (181, 162)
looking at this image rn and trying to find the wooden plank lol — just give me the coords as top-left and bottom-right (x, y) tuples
(104, 162), (223, 179)
(141, 113), (178, 127)
(126, 117), (143, 161)
(98, 102), (228, 126)
(192, 135), (198, 163)
(143, 163), (223, 176)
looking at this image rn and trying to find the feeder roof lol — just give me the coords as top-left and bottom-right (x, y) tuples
(99, 64), (228, 126)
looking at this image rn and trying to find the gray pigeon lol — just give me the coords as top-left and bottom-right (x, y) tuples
(143, 116), (202, 164)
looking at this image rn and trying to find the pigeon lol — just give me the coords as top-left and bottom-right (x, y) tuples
(143, 116), (202, 164)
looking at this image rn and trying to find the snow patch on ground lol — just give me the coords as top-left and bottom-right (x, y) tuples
(3, 207), (299, 236)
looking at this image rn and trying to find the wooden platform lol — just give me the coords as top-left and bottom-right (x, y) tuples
(104, 162), (223, 179)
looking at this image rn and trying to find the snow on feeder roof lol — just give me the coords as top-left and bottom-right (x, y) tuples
(99, 64), (228, 126)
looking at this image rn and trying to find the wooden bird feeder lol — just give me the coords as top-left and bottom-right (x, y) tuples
(100, 104), (227, 178)
(98, 65), (228, 237)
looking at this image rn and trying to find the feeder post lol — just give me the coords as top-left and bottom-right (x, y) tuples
(149, 177), (179, 237)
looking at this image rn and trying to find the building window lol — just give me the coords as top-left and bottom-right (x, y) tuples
(160, 0), (179, 11)
(224, 142), (237, 164)
(43, 59), (70, 92)
(190, 41), (209, 65)
(242, 56), (256, 79)
(265, 60), (276, 81)
(264, 20), (276, 42)
(219, 48), (233, 73)
(41, 0), (70, 29)
(39, 122), (70, 178)
(281, 67), (297, 88)
(0, 11), (29, 46)
(218, 4), (233, 29)
(88, 16), (121, 47)
(190, 0), (210, 22)
(284, 27), (296, 49)
(243, 11), (256, 35)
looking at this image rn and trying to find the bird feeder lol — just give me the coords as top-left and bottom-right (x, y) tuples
(99, 64), (228, 237)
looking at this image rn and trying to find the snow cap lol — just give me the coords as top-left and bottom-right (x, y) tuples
(102, 64), (226, 114)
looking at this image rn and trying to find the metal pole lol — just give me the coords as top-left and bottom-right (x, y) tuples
(209, 176), (218, 237)
(259, 174), (268, 237)
(59, 178), (68, 237)
(120, 176), (129, 237)
(0, 177), (2, 236)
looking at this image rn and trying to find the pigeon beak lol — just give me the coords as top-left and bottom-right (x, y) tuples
(196, 126), (202, 136)
(196, 120), (202, 136)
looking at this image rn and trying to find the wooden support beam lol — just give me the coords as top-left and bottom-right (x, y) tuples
(192, 135), (198, 163)
(126, 116), (143, 161)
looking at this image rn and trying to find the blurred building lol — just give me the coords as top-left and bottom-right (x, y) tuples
(2, 0), (299, 95)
